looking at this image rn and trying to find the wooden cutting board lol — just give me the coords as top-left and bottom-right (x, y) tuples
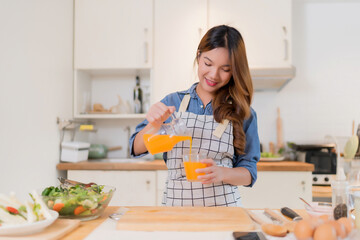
(117, 206), (255, 232)
(0, 219), (80, 240)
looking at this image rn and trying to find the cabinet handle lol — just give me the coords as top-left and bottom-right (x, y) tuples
(143, 28), (149, 64)
(144, 42), (148, 63)
(146, 180), (150, 184)
(301, 180), (306, 192)
(284, 39), (288, 61)
(283, 26), (288, 61)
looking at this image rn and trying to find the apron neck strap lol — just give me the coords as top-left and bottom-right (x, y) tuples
(178, 94), (191, 113)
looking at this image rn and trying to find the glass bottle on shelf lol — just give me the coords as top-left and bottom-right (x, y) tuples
(348, 159), (360, 215)
(133, 76), (143, 114)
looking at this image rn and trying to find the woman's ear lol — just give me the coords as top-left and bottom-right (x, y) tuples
(196, 51), (201, 63)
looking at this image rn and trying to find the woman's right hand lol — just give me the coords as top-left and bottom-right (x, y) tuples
(146, 102), (176, 126)
(133, 102), (175, 156)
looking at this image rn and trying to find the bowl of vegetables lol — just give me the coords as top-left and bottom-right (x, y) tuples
(41, 183), (115, 221)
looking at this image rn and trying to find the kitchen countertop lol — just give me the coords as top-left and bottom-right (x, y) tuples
(57, 160), (314, 171)
(61, 206), (308, 240)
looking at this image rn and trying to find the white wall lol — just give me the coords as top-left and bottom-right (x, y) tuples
(253, 0), (360, 151)
(0, 0), (73, 198)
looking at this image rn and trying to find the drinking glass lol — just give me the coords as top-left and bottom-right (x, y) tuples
(183, 152), (207, 182)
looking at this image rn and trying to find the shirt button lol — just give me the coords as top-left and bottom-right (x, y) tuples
(200, 105), (203, 108)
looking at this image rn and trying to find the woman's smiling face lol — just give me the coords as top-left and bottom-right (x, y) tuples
(197, 47), (232, 97)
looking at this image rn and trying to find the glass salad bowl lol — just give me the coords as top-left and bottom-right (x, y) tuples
(40, 184), (116, 221)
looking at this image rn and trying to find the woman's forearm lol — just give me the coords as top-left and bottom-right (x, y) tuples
(222, 167), (252, 186)
(132, 124), (158, 156)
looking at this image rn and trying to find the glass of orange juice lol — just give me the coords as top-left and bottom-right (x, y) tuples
(183, 153), (207, 182)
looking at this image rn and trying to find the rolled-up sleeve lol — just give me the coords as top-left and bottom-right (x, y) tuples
(233, 108), (260, 187)
(129, 118), (150, 158)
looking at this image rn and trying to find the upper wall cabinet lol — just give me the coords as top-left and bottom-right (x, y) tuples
(208, 0), (292, 68)
(152, 0), (207, 102)
(74, 0), (153, 69)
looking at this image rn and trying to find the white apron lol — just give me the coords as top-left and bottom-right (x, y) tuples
(162, 95), (241, 207)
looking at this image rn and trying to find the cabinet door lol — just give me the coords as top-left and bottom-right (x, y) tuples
(68, 170), (157, 206)
(74, 0), (153, 69)
(208, 0), (291, 68)
(156, 170), (168, 206)
(238, 171), (312, 209)
(152, 0), (207, 102)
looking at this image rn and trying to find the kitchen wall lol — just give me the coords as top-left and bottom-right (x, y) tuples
(253, 0), (360, 151)
(1, 0), (359, 197)
(0, 0), (73, 198)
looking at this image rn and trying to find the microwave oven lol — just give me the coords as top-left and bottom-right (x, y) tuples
(295, 144), (337, 185)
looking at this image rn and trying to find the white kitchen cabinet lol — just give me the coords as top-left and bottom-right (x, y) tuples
(66, 169), (311, 208)
(156, 170), (168, 206)
(208, 0), (292, 68)
(68, 170), (157, 206)
(238, 171), (312, 209)
(74, 0), (153, 69)
(152, 0), (207, 102)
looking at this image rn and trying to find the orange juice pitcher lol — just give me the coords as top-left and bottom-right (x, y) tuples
(143, 115), (191, 155)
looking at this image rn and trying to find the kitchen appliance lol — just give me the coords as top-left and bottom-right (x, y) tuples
(61, 141), (90, 162)
(292, 144), (337, 186)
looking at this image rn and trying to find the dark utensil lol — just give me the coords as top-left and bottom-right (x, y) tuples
(88, 144), (122, 159)
(58, 177), (95, 188)
(280, 207), (303, 221)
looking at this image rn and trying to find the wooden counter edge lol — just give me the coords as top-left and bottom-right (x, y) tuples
(257, 161), (314, 172)
(57, 160), (168, 171)
(57, 160), (314, 172)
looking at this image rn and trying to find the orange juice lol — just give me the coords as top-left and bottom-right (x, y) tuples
(183, 162), (207, 182)
(143, 134), (192, 155)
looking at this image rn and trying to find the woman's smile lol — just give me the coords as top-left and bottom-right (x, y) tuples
(205, 77), (218, 87)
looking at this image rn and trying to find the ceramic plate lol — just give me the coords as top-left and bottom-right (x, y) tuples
(0, 210), (58, 236)
(259, 156), (285, 162)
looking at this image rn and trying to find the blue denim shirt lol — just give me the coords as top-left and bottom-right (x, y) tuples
(129, 83), (260, 187)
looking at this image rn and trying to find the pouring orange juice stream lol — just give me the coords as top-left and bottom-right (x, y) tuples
(143, 117), (206, 181)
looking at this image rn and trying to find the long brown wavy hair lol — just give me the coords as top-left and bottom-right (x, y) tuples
(196, 25), (253, 155)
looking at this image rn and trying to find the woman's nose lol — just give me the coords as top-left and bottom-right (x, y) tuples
(208, 68), (219, 80)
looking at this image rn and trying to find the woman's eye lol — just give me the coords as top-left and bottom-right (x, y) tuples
(204, 62), (211, 66)
(223, 68), (230, 72)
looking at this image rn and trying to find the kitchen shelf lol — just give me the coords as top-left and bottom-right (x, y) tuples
(74, 113), (146, 119)
(74, 69), (151, 118)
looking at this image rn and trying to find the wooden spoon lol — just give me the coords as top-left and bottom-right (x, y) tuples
(245, 209), (287, 237)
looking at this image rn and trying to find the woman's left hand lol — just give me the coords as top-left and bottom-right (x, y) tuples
(196, 159), (225, 184)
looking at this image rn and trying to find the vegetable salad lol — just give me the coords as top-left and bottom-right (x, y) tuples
(41, 184), (112, 217)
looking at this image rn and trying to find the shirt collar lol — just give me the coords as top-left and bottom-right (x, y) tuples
(180, 82), (199, 99)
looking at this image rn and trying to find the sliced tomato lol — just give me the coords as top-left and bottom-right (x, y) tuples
(6, 206), (19, 214)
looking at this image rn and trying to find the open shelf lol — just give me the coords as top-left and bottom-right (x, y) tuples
(74, 68), (151, 119)
(74, 113), (146, 119)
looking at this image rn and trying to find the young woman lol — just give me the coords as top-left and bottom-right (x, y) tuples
(129, 25), (260, 207)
